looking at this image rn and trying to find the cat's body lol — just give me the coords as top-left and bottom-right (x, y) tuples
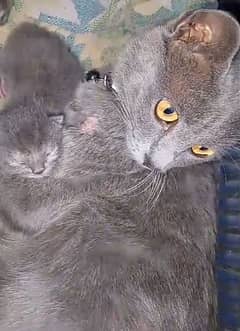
(0, 163), (217, 331)
(0, 22), (84, 112)
(0, 82), (218, 331)
(0, 9), (239, 330)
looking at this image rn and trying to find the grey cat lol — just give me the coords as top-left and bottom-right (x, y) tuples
(0, 22), (84, 112)
(0, 9), (239, 331)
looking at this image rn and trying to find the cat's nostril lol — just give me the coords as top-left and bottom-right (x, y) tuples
(32, 166), (45, 175)
(142, 154), (154, 170)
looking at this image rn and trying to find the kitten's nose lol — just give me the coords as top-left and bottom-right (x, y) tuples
(142, 154), (155, 170)
(31, 166), (45, 175)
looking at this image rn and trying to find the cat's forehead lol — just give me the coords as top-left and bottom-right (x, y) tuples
(115, 26), (217, 109)
(114, 7), (240, 117)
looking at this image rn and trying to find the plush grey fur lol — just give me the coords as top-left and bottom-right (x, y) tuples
(0, 9), (239, 330)
(0, 97), (64, 180)
(0, 22), (84, 178)
(0, 23), (84, 232)
(0, 22), (84, 112)
(0, 0), (12, 25)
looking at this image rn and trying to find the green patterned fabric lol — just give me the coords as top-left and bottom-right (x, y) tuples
(1, 0), (217, 70)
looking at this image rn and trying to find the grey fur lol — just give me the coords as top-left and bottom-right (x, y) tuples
(0, 0), (12, 25)
(0, 22), (84, 112)
(0, 22), (84, 179)
(0, 9), (239, 330)
(0, 22), (85, 232)
(0, 97), (63, 179)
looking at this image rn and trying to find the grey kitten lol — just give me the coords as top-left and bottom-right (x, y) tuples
(0, 22), (83, 232)
(0, 22), (84, 177)
(0, 97), (63, 178)
(0, 22), (84, 112)
(0, 9), (239, 331)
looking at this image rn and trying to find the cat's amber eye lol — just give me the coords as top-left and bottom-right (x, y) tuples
(155, 100), (179, 123)
(191, 145), (215, 158)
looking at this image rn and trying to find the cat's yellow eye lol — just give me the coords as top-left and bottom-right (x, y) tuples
(155, 100), (179, 123)
(191, 145), (215, 158)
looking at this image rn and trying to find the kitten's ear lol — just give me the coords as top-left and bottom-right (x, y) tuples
(48, 114), (65, 126)
(171, 9), (240, 65)
(64, 100), (84, 128)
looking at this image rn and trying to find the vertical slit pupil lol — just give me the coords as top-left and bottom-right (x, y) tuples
(199, 146), (208, 151)
(163, 108), (174, 115)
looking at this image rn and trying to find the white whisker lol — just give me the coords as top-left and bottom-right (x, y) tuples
(147, 171), (166, 210)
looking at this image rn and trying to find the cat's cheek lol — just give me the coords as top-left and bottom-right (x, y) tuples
(80, 116), (98, 135)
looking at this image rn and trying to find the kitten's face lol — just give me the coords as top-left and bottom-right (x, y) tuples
(0, 104), (63, 178)
(113, 10), (240, 173)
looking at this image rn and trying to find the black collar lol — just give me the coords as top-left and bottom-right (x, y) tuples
(85, 69), (113, 90)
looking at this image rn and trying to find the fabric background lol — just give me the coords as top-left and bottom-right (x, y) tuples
(1, 0), (217, 70)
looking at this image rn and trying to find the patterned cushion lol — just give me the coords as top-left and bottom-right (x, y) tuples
(1, 0), (217, 70)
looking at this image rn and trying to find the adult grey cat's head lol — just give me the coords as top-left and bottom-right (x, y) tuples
(111, 9), (240, 173)
(0, 98), (64, 177)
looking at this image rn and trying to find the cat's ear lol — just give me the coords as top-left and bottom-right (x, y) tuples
(170, 9), (240, 66)
(48, 113), (65, 126)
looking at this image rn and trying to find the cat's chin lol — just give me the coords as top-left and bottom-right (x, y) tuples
(26, 173), (48, 179)
(17, 168), (52, 179)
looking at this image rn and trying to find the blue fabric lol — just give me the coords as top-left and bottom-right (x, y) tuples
(217, 155), (240, 330)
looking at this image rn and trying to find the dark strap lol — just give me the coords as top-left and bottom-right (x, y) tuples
(85, 70), (113, 90)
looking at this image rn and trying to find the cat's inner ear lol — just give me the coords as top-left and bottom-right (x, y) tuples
(171, 10), (240, 63)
